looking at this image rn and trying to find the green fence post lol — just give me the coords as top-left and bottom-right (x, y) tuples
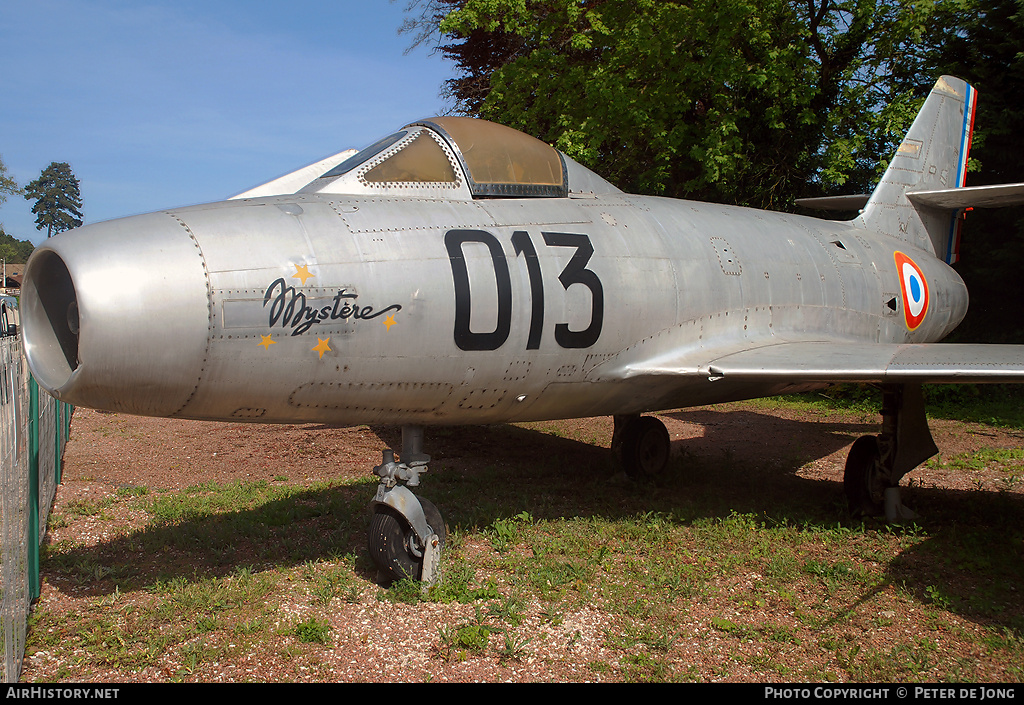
(57, 401), (72, 483)
(28, 376), (40, 601)
(54, 400), (62, 485)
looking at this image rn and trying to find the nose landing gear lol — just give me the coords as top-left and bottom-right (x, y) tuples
(368, 492), (446, 584)
(368, 426), (446, 585)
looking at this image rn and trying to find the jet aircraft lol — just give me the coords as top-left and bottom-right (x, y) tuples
(20, 76), (1024, 583)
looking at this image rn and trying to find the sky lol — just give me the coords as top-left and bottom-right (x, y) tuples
(0, 0), (456, 245)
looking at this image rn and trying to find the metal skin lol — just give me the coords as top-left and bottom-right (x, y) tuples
(20, 191), (968, 423)
(18, 75), (1024, 580)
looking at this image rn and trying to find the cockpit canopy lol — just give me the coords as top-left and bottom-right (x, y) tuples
(294, 116), (619, 200)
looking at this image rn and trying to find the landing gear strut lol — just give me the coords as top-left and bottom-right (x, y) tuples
(368, 425), (446, 584)
(843, 384), (936, 520)
(613, 414), (671, 478)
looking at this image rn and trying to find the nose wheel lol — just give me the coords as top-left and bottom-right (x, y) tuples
(369, 497), (446, 583)
(367, 426), (447, 585)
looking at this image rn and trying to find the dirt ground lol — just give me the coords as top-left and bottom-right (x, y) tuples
(51, 403), (1024, 497)
(22, 401), (1024, 682)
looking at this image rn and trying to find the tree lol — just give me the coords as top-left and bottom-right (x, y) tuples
(406, 0), (1024, 341)
(900, 0), (1024, 342)
(0, 230), (35, 264)
(403, 0), (942, 210)
(24, 162), (83, 237)
(0, 154), (21, 207)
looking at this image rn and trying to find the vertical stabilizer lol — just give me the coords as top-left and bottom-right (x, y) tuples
(857, 76), (977, 263)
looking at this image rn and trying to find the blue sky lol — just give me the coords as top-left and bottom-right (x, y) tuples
(0, 0), (455, 245)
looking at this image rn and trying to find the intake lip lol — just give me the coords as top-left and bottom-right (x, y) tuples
(21, 212), (212, 416)
(21, 249), (80, 392)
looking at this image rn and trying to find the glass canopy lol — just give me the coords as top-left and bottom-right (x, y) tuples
(312, 117), (574, 198)
(411, 117), (567, 197)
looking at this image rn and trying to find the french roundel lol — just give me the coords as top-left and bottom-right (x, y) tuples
(894, 251), (929, 331)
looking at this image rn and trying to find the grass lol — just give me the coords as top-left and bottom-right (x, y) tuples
(766, 383), (1024, 428)
(292, 617), (332, 645)
(22, 395), (1024, 682)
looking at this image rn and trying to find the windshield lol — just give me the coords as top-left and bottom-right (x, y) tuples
(320, 131), (408, 179)
(363, 131), (458, 184)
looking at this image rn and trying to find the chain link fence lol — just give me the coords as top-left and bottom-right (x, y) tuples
(0, 335), (72, 682)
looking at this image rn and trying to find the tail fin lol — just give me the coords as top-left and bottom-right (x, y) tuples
(857, 76), (977, 264)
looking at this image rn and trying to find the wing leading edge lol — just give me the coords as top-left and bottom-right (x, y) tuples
(702, 342), (1024, 384)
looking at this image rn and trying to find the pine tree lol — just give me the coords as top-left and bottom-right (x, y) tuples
(24, 162), (83, 237)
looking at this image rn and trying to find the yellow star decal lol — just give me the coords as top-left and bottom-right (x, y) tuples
(293, 264), (314, 285)
(384, 314), (397, 331)
(258, 334), (276, 350)
(312, 337), (331, 359)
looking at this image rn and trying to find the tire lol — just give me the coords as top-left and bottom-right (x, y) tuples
(620, 416), (671, 479)
(368, 497), (446, 582)
(844, 435), (885, 517)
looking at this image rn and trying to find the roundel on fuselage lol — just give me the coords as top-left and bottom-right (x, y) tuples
(894, 251), (929, 331)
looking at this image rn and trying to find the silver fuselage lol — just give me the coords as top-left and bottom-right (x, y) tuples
(21, 191), (967, 425)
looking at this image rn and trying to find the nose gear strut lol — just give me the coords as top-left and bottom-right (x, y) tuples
(368, 425), (446, 585)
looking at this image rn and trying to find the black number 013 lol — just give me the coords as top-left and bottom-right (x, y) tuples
(445, 229), (604, 351)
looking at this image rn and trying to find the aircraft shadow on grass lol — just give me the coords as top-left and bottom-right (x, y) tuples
(44, 408), (1022, 636)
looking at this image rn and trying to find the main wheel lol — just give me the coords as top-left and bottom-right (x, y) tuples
(619, 416), (671, 478)
(844, 435), (887, 517)
(368, 497), (446, 582)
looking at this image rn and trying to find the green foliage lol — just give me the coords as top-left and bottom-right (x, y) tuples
(402, 1), (1024, 339)
(438, 619), (495, 653)
(27, 409), (1024, 680)
(0, 230), (32, 264)
(485, 510), (532, 552)
(0, 155), (28, 257)
(909, 0), (1024, 343)
(24, 161), (83, 237)
(436, 600), (534, 660)
(0, 154), (21, 207)
(292, 617), (332, 644)
(422, 0), (937, 210)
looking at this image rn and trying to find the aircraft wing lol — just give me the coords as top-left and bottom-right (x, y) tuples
(701, 342), (1024, 384)
(608, 342), (1024, 385)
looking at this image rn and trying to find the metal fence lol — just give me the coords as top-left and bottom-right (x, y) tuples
(0, 335), (72, 683)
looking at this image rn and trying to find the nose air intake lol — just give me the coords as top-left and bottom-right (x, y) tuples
(22, 249), (80, 390)
(20, 211), (213, 416)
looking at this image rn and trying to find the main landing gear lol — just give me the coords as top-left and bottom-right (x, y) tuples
(843, 384), (937, 520)
(613, 414), (672, 478)
(368, 425), (446, 585)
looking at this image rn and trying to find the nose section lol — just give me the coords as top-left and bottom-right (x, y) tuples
(22, 212), (211, 416)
